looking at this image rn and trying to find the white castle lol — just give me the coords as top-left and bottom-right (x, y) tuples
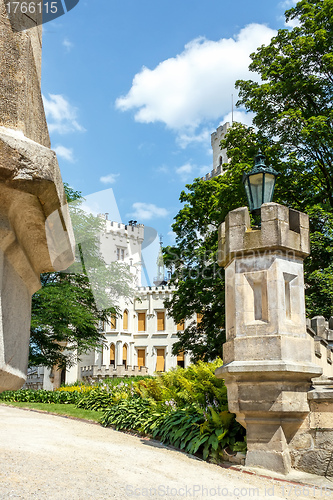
(26, 124), (229, 389)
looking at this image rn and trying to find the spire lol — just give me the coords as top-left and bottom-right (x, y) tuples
(153, 235), (167, 286)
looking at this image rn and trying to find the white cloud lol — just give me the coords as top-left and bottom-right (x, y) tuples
(63, 38), (74, 52)
(43, 94), (86, 134)
(175, 163), (194, 182)
(115, 24), (276, 132)
(177, 128), (211, 150)
(167, 230), (176, 244)
(175, 162), (211, 182)
(100, 173), (120, 185)
(221, 110), (256, 128)
(279, 0), (297, 7)
(54, 145), (75, 162)
(278, 0), (300, 27)
(128, 202), (169, 221)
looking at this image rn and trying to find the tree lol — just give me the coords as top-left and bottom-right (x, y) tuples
(164, 0), (333, 360)
(29, 185), (134, 369)
(236, 0), (333, 208)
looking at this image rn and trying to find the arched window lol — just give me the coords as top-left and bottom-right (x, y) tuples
(123, 309), (129, 330)
(123, 344), (128, 369)
(110, 313), (116, 330)
(110, 344), (115, 367)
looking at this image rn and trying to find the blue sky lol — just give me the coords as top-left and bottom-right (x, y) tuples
(41, 0), (296, 282)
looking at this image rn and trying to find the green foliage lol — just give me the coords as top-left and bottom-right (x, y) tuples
(198, 408), (246, 462)
(164, 1), (333, 361)
(100, 397), (152, 431)
(152, 405), (203, 451)
(76, 389), (113, 411)
(134, 360), (228, 410)
(98, 361), (245, 461)
(0, 389), (81, 404)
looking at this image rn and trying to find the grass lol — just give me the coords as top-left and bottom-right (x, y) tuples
(0, 402), (101, 423)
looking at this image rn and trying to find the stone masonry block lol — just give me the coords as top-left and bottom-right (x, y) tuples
(311, 316), (326, 338)
(260, 203), (289, 223)
(225, 206), (250, 229)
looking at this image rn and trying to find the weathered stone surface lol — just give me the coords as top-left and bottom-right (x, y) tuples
(297, 450), (333, 476)
(0, 1), (75, 391)
(218, 203), (310, 268)
(216, 203), (324, 475)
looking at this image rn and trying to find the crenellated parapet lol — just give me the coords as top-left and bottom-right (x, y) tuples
(218, 203), (310, 268)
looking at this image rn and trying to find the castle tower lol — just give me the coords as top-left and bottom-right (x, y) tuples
(202, 122), (230, 181)
(99, 216), (144, 285)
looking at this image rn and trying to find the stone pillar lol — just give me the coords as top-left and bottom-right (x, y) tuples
(116, 340), (123, 366)
(0, 2), (74, 391)
(215, 203), (322, 474)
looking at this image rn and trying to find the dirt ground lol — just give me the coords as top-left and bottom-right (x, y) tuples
(0, 405), (332, 499)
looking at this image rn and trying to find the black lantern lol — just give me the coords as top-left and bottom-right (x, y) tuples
(242, 150), (279, 214)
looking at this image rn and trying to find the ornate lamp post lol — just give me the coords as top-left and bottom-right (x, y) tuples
(242, 150), (279, 217)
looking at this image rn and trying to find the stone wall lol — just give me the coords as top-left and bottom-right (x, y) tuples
(0, 0), (74, 391)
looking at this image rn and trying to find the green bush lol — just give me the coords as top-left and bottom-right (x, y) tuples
(133, 359), (228, 410)
(100, 397), (153, 431)
(0, 389), (81, 404)
(76, 389), (113, 411)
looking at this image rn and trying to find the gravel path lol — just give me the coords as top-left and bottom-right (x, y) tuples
(0, 405), (331, 499)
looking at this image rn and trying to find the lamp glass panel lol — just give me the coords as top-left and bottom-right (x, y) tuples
(263, 173), (276, 204)
(244, 179), (253, 211)
(248, 173), (264, 210)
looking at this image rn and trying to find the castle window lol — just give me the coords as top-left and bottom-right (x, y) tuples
(117, 248), (125, 261)
(138, 312), (146, 332)
(177, 351), (185, 368)
(110, 344), (115, 367)
(196, 313), (203, 325)
(123, 344), (128, 369)
(157, 311), (165, 331)
(137, 348), (146, 369)
(156, 348), (165, 372)
(123, 309), (129, 330)
(110, 313), (116, 330)
(177, 320), (185, 331)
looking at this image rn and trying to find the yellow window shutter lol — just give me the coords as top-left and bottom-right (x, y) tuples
(196, 313), (203, 325)
(157, 312), (165, 331)
(137, 349), (145, 368)
(111, 314), (116, 330)
(123, 310), (128, 330)
(138, 312), (146, 332)
(156, 349), (165, 372)
(177, 351), (184, 362)
(177, 320), (185, 331)
(110, 344), (115, 363)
